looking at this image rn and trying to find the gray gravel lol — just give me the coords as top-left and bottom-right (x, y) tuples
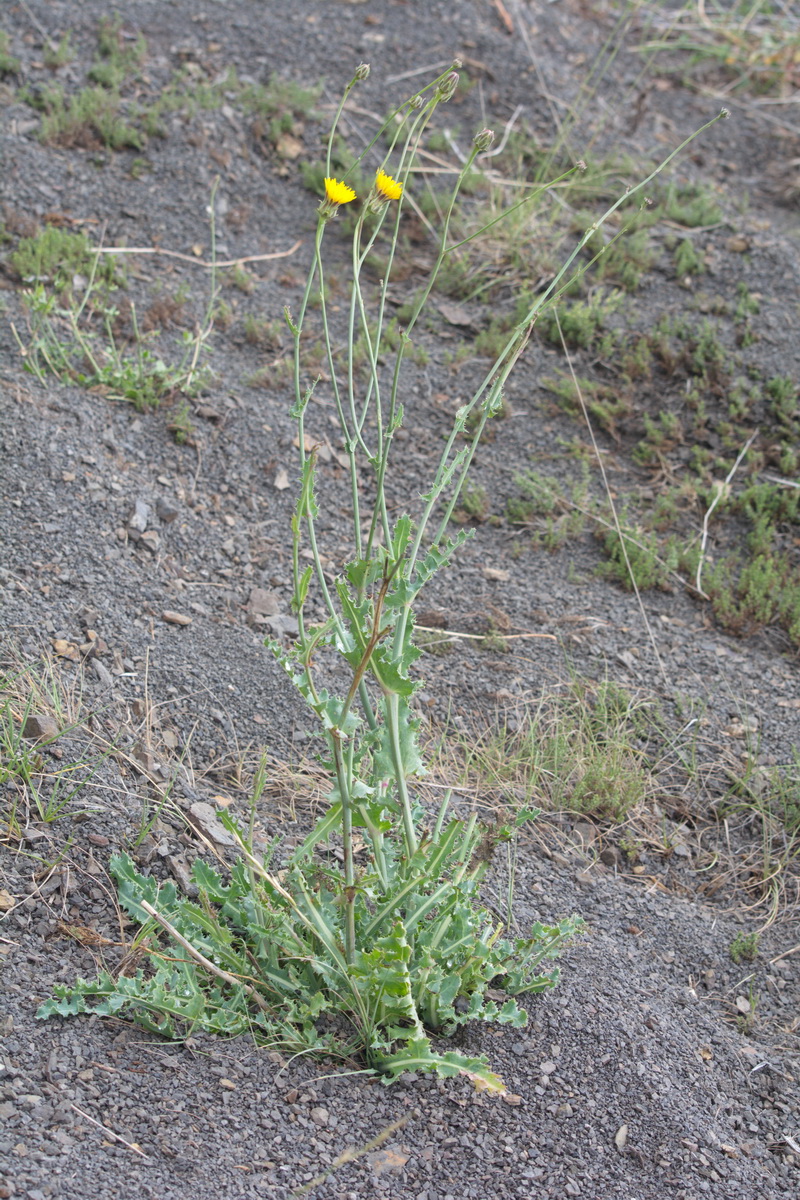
(1, 1), (799, 1197)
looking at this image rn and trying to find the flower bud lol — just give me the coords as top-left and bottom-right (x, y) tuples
(409, 94), (424, 110)
(437, 71), (459, 102)
(473, 128), (495, 154)
(354, 62), (370, 82)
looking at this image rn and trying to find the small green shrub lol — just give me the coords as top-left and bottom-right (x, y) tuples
(10, 226), (121, 293)
(453, 483), (490, 523)
(599, 525), (681, 591)
(766, 375), (798, 423)
(88, 16), (147, 88)
(674, 237), (704, 276)
(729, 931), (759, 964)
(43, 32), (74, 69)
(542, 290), (620, 349)
(0, 31), (20, 76)
(35, 84), (143, 149)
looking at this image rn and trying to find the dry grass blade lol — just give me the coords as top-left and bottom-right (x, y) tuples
(291, 1116), (410, 1197)
(70, 1104), (151, 1159)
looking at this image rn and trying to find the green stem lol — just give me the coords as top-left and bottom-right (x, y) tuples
(384, 691), (418, 859)
(332, 733), (356, 964)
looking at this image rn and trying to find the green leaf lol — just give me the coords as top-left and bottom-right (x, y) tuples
(290, 372), (319, 418)
(372, 699), (424, 781)
(296, 452), (319, 518)
(375, 1037), (506, 1094)
(390, 514), (412, 560)
(294, 564), (313, 612)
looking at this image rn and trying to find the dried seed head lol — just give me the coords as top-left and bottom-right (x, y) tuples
(575, 159), (586, 172)
(719, 106), (730, 118)
(354, 62), (370, 82)
(473, 128), (495, 154)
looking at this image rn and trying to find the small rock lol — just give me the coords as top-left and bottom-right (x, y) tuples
(162, 611), (192, 626)
(540, 1061), (556, 1075)
(265, 614), (299, 638)
(22, 714), (59, 742)
(310, 1106), (329, 1127)
(187, 801), (238, 847)
(156, 497), (180, 523)
(92, 659), (114, 689)
(572, 821), (596, 848)
(600, 846), (623, 868)
(247, 587), (280, 617)
(140, 530), (160, 553)
(166, 854), (194, 894)
(615, 1123), (629, 1150)
(128, 498), (149, 534)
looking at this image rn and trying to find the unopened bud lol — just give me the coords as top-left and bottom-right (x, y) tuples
(451, 58), (463, 69)
(437, 71), (459, 102)
(409, 94), (424, 110)
(575, 159), (586, 172)
(719, 106), (730, 118)
(354, 63), (370, 82)
(473, 128), (495, 154)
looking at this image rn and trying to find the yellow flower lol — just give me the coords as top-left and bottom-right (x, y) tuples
(324, 177), (357, 205)
(375, 169), (403, 201)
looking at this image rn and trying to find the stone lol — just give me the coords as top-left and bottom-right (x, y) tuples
(248, 587), (280, 616)
(161, 611), (192, 626)
(91, 659), (114, 689)
(156, 496), (180, 523)
(22, 714), (59, 742)
(187, 802), (238, 847)
(128, 498), (149, 534)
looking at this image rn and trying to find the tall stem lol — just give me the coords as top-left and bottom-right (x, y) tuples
(332, 733), (356, 963)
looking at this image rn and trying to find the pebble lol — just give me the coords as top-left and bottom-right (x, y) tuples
(161, 610), (192, 626)
(22, 715), (59, 742)
(247, 587), (280, 616)
(91, 659), (114, 689)
(156, 496), (180, 523)
(128, 498), (149, 534)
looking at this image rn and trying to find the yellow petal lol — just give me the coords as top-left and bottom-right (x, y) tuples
(324, 177), (357, 205)
(375, 169), (403, 201)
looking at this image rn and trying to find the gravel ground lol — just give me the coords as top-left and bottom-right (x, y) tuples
(1, 2), (798, 1198)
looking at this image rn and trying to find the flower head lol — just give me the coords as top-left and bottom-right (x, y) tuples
(473, 128), (495, 155)
(324, 177), (357, 206)
(436, 71), (459, 102)
(375, 169), (403, 202)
